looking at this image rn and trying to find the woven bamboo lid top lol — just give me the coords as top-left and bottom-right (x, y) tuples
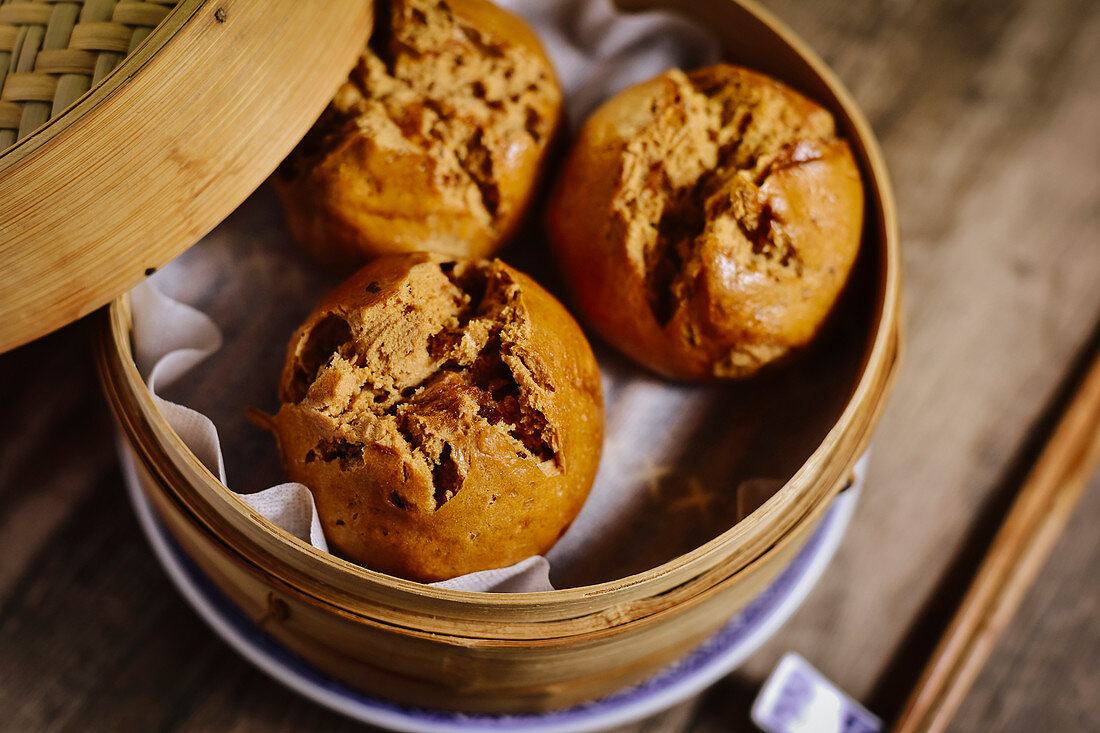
(0, 0), (181, 152)
(0, 0), (373, 353)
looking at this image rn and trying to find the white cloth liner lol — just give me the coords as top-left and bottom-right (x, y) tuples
(130, 0), (721, 593)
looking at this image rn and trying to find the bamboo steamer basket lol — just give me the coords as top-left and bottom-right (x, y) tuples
(88, 0), (900, 716)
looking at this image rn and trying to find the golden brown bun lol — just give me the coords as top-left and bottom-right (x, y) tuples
(274, 0), (562, 269)
(267, 253), (603, 582)
(546, 64), (864, 380)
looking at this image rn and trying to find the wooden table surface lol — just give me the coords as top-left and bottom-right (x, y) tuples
(2, 0), (1098, 730)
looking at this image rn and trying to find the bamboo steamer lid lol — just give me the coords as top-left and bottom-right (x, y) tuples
(0, 0), (373, 353)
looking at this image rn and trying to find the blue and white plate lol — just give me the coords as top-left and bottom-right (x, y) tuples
(124, 458), (859, 733)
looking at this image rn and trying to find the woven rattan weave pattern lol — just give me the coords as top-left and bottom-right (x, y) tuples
(0, 0), (178, 150)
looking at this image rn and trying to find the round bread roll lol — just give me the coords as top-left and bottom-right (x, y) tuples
(274, 0), (562, 269)
(266, 253), (603, 582)
(547, 64), (864, 380)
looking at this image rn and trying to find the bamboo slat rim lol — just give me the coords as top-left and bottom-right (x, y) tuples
(126, 427), (832, 648)
(98, 0), (902, 635)
(100, 298), (896, 622)
(102, 307), (890, 642)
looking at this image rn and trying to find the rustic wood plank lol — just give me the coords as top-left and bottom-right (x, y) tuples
(684, 0), (1100, 728)
(0, 324), (368, 732)
(950, 470), (1100, 732)
(0, 322), (111, 599)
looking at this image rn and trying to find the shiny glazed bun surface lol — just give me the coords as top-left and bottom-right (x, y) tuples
(266, 254), (603, 582)
(547, 64), (864, 380)
(275, 0), (562, 269)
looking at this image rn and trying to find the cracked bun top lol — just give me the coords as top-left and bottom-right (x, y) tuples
(266, 253), (603, 582)
(547, 64), (864, 380)
(274, 0), (562, 270)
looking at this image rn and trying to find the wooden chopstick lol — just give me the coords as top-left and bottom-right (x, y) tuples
(892, 348), (1100, 733)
